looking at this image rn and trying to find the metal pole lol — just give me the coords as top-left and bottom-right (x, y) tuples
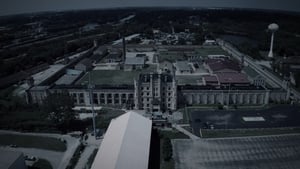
(88, 73), (97, 139)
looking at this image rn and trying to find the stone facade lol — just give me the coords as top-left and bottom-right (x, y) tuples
(134, 73), (177, 111)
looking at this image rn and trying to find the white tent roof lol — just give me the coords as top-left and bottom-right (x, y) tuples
(91, 112), (152, 169)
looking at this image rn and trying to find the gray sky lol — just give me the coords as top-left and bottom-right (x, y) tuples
(1, 0), (300, 16)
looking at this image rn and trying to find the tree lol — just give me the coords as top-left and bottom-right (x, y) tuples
(42, 92), (75, 132)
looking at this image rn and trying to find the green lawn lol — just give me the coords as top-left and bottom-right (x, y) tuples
(30, 159), (53, 169)
(201, 127), (300, 138)
(76, 65), (157, 85)
(0, 111), (56, 132)
(195, 46), (229, 57)
(95, 108), (126, 130)
(158, 53), (186, 62)
(0, 134), (66, 152)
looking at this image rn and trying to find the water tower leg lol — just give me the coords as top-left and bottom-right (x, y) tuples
(268, 33), (274, 58)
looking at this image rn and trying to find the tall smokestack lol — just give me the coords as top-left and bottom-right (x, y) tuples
(122, 37), (126, 62)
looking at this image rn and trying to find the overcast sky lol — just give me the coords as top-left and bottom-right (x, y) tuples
(1, 0), (300, 16)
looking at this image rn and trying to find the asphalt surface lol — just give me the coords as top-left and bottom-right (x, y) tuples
(173, 134), (300, 169)
(189, 105), (300, 136)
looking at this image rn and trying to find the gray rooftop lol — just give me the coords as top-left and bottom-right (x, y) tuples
(173, 134), (300, 169)
(176, 61), (191, 71)
(0, 149), (24, 169)
(125, 57), (145, 65)
(243, 66), (260, 78)
(55, 74), (81, 85)
(55, 69), (83, 85)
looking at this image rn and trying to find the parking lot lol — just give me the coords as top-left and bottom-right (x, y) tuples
(173, 134), (300, 169)
(189, 105), (300, 136)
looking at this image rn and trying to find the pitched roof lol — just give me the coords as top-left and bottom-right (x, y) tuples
(91, 112), (152, 169)
(206, 58), (240, 72)
(216, 72), (250, 84)
(243, 66), (260, 78)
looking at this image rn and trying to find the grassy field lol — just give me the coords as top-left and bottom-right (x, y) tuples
(0, 110), (56, 132)
(195, 46), (229, 57)
(158, 52), (186, 62)
(76, 65), (157, 85)
(95, 108), (126, 130)
(0, 134), (66, 151)
(201, 127), (300, 138)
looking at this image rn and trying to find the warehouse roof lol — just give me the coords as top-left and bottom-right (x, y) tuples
(91, 112), (152, 169)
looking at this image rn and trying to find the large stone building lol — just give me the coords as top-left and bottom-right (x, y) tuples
(25, 44), (292, 111)
(134, 73), (177, 111)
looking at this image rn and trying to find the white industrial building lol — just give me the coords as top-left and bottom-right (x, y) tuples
(91, 112), (152, 169)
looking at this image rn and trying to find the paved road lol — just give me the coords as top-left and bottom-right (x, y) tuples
(173, 134), (300, 169)
(74, 145), (97, 169)
(74, 133), (102, 169)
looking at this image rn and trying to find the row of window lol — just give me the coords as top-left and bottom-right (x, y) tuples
(141, 86), (173, 91)
(141, 92), (172, 96)
(71, 93), (134, 105)
(141, 98), (172, 102)
(141, 103), (172, 109)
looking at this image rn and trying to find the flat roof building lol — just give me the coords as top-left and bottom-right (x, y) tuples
(91, 112), (152, 169)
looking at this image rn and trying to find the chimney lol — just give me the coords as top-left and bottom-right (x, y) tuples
(122, 37), (126, 62)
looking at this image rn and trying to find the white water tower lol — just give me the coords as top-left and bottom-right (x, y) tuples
(268, 23), (279, 58)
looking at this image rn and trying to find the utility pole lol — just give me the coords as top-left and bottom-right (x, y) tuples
(88, 72), (97, 138)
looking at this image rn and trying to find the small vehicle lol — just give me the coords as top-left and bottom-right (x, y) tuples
(25, 155), (37, 161)
(9, 144), (17, 148)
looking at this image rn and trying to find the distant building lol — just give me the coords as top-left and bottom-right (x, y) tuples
(243, 66), (265, 86)
(55, 69), (83, 85)
(0, 150), (27, 169)
(159, 61), (174, 73)
(203, 40), (217, 46)
(175, 61), (192, 74)
(25, 45), (291, 109)
(205, 58), (240, 73)
(91, 112), (152, 169)
(216, 72), (250, 86)
(75, 58), (93, 72)
(203, 75), (219, 86)
(124, 57), (145, 71)
(103, 53), (122, 63)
